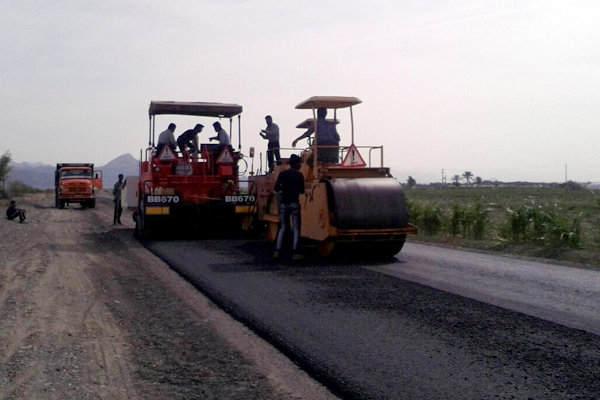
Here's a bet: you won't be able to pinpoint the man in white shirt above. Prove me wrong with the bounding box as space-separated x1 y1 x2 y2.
210 121 231 145
157 123 177 154
259 115 281 173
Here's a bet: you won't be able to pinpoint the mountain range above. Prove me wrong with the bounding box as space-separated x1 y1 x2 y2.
7 154 139 190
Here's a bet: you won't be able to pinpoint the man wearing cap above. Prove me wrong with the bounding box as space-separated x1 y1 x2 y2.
177 123 203 161
273 154 305 260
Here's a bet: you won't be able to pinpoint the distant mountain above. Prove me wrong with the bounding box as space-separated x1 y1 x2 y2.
8 162 55 189
6 154 139 190
99 154 139 189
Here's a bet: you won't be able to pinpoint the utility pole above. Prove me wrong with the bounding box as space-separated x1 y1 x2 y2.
441 168 446 184
565 163 568 182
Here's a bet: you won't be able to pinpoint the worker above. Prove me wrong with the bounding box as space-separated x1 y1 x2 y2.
113 174 126 225
156 123 177 155
259 115 281 173
6 200 26 223
292 108 340 163
177 124 203 161
209 121 231 161
273 154 305 261
210 121 231 145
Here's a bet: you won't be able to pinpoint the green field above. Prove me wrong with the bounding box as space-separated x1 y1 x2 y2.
404 185 600 268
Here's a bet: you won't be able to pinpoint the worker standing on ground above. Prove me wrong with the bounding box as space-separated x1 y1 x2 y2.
273 154 305 261
292 108 340 163
259 115 281 173
113 174 126 225
156 123 177 155
6 200 26 223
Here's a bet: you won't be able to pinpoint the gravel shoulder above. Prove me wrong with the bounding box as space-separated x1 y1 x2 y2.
0 192 337 400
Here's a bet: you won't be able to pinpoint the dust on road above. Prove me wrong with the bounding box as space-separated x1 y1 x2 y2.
0 192 336 400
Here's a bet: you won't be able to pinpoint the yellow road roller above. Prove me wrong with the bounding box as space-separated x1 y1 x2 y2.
248 96 417 257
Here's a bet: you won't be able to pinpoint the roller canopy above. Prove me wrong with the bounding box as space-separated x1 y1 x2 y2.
296 96 362 110
326 177 409 230
149 101 243 117
295 118 339 129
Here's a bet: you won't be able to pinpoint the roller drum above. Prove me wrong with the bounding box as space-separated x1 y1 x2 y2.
326 177 409 230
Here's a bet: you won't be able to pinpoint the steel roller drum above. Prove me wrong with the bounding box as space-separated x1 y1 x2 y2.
325 177 410 230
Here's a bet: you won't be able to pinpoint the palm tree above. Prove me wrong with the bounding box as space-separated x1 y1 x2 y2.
452 175 461 186
462 171 473 185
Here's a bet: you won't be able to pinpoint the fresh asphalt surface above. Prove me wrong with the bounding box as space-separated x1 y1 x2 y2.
145 238 600 400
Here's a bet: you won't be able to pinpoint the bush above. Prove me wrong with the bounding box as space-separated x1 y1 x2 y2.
447 201 488 239
422 202 443 236
1 181 41 199
470 202 488 240
448 203 464 236
500 202 582 249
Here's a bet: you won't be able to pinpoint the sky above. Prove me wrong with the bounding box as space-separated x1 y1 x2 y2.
2 0 599 183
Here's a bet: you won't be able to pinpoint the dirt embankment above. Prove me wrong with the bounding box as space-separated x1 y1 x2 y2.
0 193 336 400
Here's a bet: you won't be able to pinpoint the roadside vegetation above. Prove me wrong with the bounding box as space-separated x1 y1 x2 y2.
0 150 42 199
405 185 600 268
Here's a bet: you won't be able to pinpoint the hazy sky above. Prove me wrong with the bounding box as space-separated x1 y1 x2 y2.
2 0 599 182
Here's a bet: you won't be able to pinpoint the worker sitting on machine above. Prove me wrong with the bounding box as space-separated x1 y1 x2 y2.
177 124 203 162
292 108 340 163
156 122 177 156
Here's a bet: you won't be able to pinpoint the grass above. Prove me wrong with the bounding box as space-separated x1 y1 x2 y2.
404 185 600 268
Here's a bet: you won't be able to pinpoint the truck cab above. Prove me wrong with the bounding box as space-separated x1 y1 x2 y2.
55 163 103 209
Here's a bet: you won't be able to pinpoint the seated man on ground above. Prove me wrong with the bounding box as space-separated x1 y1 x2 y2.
6 200 26 223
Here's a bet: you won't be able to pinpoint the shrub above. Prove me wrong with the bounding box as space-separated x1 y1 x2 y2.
469 202 488 240
422 202 443 236
501 202 582 249
407 200 422 227
448 203 464 236
3 181 40 198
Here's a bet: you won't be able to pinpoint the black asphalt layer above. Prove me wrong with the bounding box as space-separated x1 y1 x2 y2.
145 238 600 400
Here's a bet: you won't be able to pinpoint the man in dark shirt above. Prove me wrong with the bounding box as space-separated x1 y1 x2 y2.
6 200 26 223
113 174 126 225
177 124 203 161
273 154 305 260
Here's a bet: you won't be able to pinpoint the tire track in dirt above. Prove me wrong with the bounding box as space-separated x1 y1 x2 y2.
1 193 336 400
0 195 139 399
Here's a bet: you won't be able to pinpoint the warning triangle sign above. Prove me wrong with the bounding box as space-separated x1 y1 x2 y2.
158 146 177 160
341 144 366 167
216 147 234 164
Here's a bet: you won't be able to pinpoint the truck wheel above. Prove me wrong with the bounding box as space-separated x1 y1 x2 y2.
89 199 96 208
59 201 65 209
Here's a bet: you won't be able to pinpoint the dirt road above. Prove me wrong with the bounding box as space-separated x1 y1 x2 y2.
0 193 336 400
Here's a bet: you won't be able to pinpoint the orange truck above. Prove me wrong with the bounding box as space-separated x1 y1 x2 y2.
55 163 103 209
